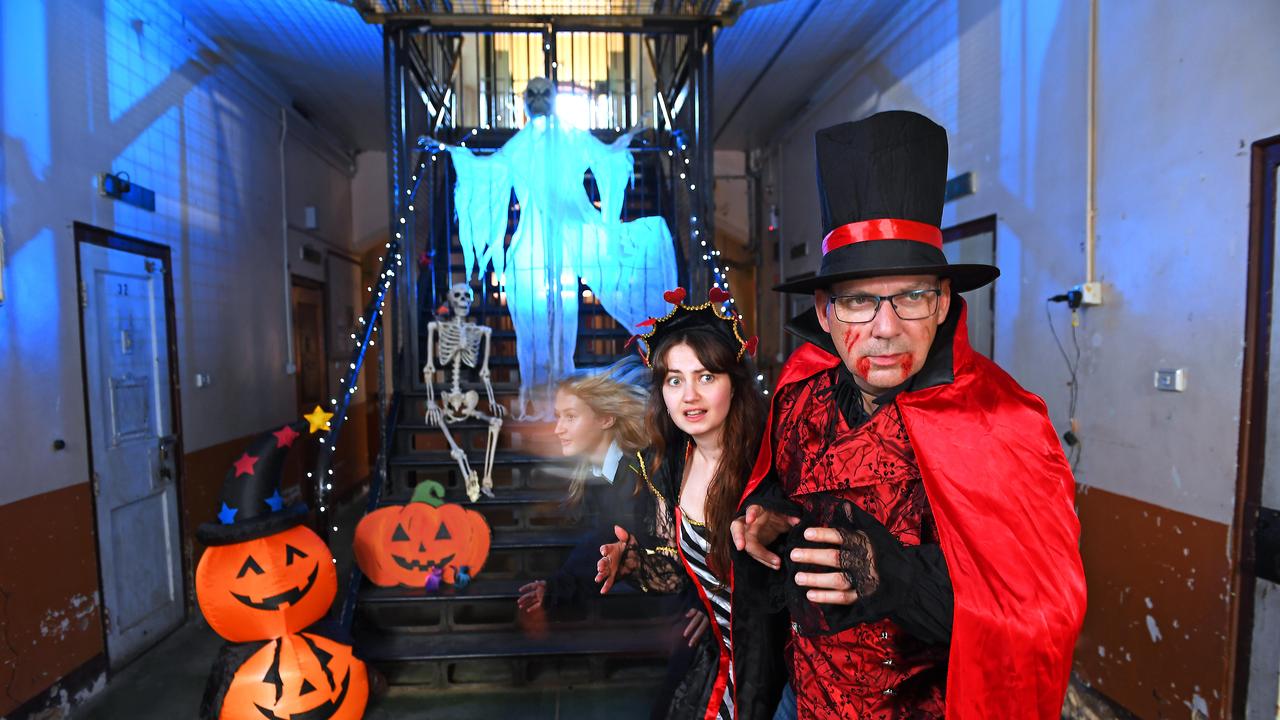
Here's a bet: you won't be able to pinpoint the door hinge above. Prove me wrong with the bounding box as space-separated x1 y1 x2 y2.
101 606 111 634
79 280 88 309
92 471 101 498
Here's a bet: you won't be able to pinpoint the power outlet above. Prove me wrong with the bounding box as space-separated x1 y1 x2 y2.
1074 282 1103 306
1154 368 1186 392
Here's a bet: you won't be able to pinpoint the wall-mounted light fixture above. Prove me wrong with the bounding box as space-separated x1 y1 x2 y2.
99 171 156 212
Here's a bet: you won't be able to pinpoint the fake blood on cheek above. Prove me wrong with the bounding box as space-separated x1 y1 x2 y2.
899 354 915 381
843 327 866 378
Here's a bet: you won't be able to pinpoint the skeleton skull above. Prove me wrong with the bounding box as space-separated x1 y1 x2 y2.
447 283 474 317
524 77 555 118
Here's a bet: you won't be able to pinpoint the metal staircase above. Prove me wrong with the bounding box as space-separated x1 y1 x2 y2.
330 0 737 704
350 399 674 693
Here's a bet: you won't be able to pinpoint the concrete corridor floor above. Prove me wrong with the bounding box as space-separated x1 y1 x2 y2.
69 616 657 719
68 494 658 719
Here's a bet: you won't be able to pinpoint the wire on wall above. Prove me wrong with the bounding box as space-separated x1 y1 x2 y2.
1045 298 1082 471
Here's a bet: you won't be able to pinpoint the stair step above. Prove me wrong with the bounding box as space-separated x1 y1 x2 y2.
489 527 582 550
356 621 672 662
389 451 544 469
382 487 569 508
396 420 550 433
358 576 641 605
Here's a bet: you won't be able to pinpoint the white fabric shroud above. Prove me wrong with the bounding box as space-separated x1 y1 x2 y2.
447 116 678 416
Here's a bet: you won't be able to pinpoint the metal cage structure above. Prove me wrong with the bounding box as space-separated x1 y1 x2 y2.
353 0 740 392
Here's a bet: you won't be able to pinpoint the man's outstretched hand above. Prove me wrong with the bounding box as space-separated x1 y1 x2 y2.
730 504 800 570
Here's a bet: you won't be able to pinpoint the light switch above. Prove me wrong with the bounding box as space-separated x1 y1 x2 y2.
1154 368 1186 392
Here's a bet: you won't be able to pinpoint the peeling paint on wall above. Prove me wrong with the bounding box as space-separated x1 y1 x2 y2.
1145 615 1163 643
37 594 99 641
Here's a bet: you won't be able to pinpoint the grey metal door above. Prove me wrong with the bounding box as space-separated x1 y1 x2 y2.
79 241 183 668
1248 143 1280 720
942 228 995 358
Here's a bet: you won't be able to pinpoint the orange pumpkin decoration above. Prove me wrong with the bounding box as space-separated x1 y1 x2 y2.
218 632 368 720
197 525 338 643
354 480 491 587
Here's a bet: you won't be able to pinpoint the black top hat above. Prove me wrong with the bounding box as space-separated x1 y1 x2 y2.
774 110 999 294
196 420 312 546
629 286 757 367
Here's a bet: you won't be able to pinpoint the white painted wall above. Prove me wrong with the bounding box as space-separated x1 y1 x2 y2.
0 0 358 506
757 0 1280 525
352 150 390 254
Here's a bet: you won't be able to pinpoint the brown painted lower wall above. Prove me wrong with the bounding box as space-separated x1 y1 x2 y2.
0 404 376 718
0 483 105 716
1074 484 1233 719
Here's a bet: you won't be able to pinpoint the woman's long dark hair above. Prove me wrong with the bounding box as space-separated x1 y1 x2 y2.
647 327 767 580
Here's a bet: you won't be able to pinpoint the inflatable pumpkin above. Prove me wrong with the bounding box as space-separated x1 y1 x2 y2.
217 632 368 720
197 524 337 643
354 480 490 587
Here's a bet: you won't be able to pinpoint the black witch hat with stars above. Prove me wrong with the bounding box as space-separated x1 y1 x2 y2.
196 416 322 546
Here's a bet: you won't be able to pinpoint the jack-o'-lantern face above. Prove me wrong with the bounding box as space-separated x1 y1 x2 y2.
197 525 337 643
354 481 490 588
219 632 368 720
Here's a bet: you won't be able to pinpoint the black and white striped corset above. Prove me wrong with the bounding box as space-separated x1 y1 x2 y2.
680 513 734 720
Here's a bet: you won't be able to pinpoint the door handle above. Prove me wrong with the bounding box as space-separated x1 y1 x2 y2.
156 435 178 487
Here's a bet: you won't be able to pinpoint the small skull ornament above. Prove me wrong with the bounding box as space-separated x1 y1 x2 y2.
524 77 555 118
447 283 474 317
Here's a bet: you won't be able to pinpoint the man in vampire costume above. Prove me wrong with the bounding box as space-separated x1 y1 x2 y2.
731 110 1086 719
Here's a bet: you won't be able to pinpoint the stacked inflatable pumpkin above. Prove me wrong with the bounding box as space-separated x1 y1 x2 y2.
354 479 490 590
195 414 369 720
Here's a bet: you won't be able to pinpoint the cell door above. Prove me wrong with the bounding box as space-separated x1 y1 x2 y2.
78 238 183 668
942 218 996 358
1245 139 1280 720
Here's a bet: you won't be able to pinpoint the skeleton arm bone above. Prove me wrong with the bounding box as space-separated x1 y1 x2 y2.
423 322 442 425
479 327 503 417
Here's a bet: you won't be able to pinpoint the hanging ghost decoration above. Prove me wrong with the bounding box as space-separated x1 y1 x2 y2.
436 77 678 419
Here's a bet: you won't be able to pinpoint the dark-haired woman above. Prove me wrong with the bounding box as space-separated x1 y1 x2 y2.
596 297 787 719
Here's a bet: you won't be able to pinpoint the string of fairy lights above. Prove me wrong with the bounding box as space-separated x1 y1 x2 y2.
667 127 733 314
311 145 430 543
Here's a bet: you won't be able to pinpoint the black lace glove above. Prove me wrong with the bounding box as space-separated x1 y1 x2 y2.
784 495 952 644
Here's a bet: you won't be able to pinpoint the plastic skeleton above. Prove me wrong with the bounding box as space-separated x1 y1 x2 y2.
422 283 504 501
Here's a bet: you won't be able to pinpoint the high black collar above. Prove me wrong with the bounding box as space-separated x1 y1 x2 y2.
782 294 960 401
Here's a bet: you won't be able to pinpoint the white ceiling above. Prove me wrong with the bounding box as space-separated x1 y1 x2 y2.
712 0 903 149
175 0 904 153
176 0 384 152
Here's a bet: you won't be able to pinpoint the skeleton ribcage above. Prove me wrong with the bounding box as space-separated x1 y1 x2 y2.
437 323 482 368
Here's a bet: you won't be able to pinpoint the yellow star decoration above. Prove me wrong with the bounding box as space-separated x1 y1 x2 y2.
304 406 334 434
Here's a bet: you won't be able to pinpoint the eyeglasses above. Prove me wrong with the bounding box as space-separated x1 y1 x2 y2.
828 288 942 324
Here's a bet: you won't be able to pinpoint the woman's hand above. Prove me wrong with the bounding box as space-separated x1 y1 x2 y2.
682 608 710 647
516 580 547 613
596 525 635 594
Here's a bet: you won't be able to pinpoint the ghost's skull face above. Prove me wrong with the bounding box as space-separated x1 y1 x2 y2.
524 78 555 118
448 284 474 317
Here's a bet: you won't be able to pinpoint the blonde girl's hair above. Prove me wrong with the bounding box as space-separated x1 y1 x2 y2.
557 372 649 507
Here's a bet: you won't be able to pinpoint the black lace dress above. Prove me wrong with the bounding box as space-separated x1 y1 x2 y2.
619 447 787 720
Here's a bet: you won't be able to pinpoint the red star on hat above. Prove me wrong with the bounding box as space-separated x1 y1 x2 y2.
272 424 300 448
233 453 258 477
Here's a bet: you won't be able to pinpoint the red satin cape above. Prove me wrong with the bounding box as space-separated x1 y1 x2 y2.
741 307 1086 719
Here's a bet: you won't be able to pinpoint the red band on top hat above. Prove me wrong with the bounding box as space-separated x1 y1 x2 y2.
821 218 943 255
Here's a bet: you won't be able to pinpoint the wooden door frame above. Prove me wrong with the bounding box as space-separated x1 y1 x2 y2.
290 273 328 413
72 222 189 660
1230 134 1280 718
